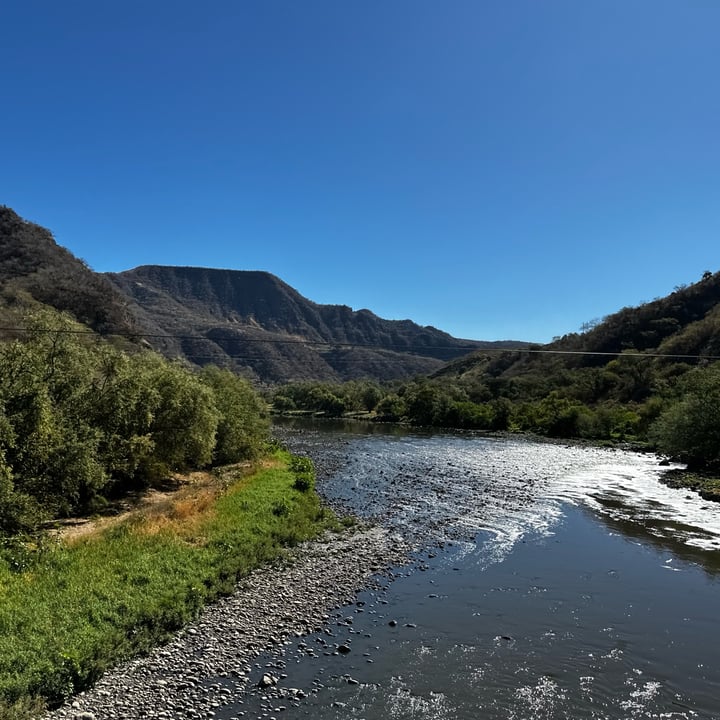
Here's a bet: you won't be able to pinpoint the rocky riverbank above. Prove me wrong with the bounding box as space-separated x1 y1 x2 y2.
658 467 720 502
45 525 409 720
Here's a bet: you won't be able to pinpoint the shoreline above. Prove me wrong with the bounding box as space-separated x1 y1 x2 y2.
45 524 409 720
657 467 720 503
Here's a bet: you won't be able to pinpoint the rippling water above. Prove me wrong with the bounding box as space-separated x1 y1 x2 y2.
229 422 720 719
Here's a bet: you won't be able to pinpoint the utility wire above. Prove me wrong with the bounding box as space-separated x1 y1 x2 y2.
0 326 499 352
1 326 718 361
511 349 720 361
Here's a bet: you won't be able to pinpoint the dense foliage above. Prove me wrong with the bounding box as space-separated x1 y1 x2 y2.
0 309 270 536
649 364 720 471
271 361 720 471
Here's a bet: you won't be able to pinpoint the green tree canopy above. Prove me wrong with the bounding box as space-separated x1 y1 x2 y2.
200 366 270 464
650 362 720 470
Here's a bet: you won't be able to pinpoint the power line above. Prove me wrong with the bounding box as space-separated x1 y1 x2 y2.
515 349 720 361
1 326 718 361
171 346 720 363
0 326 490 352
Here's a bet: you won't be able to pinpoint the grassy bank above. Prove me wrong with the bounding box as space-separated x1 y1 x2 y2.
0 451 336 719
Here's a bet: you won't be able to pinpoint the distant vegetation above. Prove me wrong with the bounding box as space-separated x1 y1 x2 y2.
271 270 720 473
271 361 720 471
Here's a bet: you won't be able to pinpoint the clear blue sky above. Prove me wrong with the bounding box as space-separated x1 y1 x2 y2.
2 1 719 343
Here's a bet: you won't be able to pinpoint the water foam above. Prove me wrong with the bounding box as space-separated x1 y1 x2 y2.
327 434 720 562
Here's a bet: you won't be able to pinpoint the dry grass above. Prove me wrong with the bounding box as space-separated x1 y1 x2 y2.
57 461 281 545
133 485 218 541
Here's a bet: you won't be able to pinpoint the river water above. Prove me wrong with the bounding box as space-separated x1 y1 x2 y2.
229 421 720 719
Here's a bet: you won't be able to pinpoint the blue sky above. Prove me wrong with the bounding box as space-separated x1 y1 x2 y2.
2 1 719 343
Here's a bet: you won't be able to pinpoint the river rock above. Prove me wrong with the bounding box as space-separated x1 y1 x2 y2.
258 674 278 688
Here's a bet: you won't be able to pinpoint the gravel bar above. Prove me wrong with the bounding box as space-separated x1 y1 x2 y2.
46 525 408 720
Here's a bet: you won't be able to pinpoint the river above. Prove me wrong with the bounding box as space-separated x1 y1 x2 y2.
223 420 720 720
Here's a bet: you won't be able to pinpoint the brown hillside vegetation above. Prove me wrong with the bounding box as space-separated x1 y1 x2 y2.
0 206 141 337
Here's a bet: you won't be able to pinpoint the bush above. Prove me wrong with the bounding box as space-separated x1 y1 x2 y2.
292 474 313 492
289 456 315 492
289 456 314 474
650 363 720 469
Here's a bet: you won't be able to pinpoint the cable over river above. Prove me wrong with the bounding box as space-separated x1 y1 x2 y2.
256 419 720 720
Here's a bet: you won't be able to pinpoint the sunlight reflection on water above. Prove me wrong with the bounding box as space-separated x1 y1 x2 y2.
321 433 720 564
262 426 720 720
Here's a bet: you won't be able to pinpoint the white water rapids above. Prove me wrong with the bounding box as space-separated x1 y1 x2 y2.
321 434 720 562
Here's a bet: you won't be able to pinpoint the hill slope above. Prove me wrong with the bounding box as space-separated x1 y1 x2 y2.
435 269 720 406
0 206 144 338
109 265 521 383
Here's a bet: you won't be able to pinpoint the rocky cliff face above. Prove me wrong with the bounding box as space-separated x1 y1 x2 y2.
108 265 496 383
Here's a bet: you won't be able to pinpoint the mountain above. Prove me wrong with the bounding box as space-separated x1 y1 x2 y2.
108 265 523 383
0 206 521 383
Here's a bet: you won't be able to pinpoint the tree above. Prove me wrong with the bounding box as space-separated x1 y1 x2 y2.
0 420 38 535
403 383 443 426
650 363 720 470
360 382 383 412
84 348 158 487
0 311 107 515
200 366 269 464
375 393 405 421
137 356 220 476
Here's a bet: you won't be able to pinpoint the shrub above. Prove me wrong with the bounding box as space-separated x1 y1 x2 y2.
650 362 720 469
289 456 315 492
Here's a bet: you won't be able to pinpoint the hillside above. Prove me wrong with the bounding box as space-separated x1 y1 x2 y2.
436 269 720 397
0 206 142 338
107 265 522 383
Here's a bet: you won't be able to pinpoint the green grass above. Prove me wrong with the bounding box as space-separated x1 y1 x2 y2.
0 451 335 718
